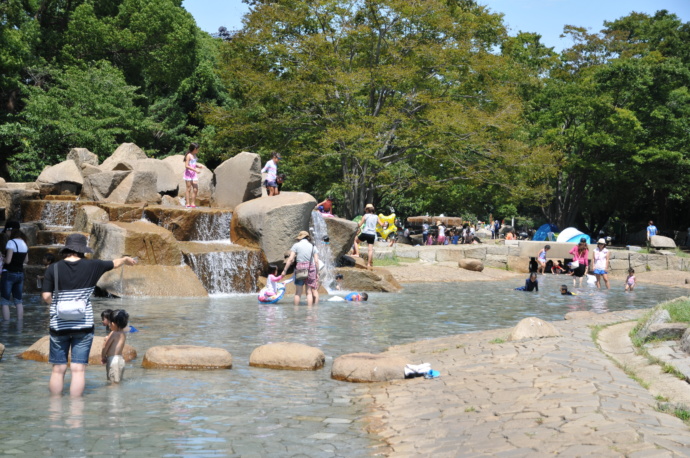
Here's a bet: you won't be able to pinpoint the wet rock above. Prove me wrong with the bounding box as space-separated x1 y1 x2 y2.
321 216 358 263
231 192 317 265
100 142 147 171
0 189 40 221
143 206 232 241
67 147 99 168
73 205 109 234
162 155 214 201
212 152 262 209
334 267 402 292
106 171 161 204
142 345 232 370
509 317 561 341
636 308 671 342
459 259 484 272
20 336 137 364
650 235 676 249
97 264 208 297
134 158 178 194
645 323 688 341
331 353 410 382
96 203 146 223
81 171 131 201
91 221 182 266
249 342 325 370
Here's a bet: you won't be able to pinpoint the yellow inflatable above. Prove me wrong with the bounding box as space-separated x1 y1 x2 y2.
377 213 397 240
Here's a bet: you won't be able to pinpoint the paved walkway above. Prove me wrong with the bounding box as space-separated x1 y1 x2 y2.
365 310 690 456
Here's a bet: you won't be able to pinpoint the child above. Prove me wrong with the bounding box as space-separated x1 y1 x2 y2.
36 253 55 289
259 265 283 301
101 309 114 333
183 142 203 208
276 173 286 194
515 272 539 292
552 260 565 275
345 292 368 301
261 152 281 196
625 268 636 292
335 274 343 291
537 245 550 274
101 309 129 383
560 285 576 296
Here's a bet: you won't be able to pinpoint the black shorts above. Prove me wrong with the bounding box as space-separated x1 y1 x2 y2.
359 233 376 244
573 265 586 277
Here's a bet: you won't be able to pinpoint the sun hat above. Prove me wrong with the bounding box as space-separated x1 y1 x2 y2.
63 233 94 254
597 238 606 245
365 203 374 210
295 231 310 240
2 220 20 233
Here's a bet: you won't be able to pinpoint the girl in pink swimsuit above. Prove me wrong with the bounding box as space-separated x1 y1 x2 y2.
184 142 203 208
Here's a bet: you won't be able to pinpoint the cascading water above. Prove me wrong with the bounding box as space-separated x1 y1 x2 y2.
189 211 232 242
311 211 336 292
40 201 77 228
183 245 263 295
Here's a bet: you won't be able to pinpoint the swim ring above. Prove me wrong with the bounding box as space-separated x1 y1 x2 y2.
258 283 286 304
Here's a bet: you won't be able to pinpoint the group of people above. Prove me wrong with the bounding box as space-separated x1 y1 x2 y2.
422 222 481 246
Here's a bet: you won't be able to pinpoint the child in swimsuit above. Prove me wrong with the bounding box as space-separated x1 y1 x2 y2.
345 292 368 301
515 273 539 292
625 268 636 292
259 265 283 301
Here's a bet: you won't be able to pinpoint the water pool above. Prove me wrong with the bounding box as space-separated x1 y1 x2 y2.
0 278 685 456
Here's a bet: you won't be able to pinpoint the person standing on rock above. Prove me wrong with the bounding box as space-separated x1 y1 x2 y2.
282 231 320 306
647 220 657 247
183 142 203 208
261 152 281 196
41 234 137 397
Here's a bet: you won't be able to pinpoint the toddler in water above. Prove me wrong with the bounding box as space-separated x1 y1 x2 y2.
515 272 539 292
101 309 129 383
625 268 636 292
335 274 343 291
560 285 576 296
260 265 283 301
345 292 368 301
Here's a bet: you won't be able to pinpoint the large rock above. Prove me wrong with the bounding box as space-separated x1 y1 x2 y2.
249 342 325 370
212 152 262 209
680 327 690 354
81 171 131 201
134 158 178 194
73 205 109 234
162 155 214 201
97 264 208 297
36 160 84 196
231 192 317 265
67 148 99 168
100 143 147 171
334 267 402 292
143 206 232 241
644 323 688 341
142 345 232 370
81 163 102 178
20 336 136 365
0 188 40 221
509 317 561 341
321 216 358 263
0 343 4 360
636 308 672 341
331 353 411 382
106 171 161 204
90 221 182 266
650 235 676 249
459 259 484 272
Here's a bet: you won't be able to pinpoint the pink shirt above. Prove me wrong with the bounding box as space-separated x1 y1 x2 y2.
569 246 589 266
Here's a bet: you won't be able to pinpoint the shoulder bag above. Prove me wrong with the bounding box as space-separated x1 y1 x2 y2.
53 263 87 321
295 245 314 281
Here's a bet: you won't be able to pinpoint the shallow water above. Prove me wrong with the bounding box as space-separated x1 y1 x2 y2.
0 277 685 457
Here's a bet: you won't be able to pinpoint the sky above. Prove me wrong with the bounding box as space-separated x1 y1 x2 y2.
183 0 690 52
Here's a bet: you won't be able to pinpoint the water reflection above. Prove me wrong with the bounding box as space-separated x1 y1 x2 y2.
0 279 686 456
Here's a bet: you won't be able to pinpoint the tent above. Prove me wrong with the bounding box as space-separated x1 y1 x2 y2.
532 223 559 241
556 227 591 244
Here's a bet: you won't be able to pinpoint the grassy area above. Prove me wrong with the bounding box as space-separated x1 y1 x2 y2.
373 256 419 266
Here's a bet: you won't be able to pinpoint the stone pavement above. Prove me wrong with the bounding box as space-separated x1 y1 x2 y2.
364 310 690 457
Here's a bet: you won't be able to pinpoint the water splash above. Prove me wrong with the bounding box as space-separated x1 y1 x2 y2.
311 211 336 292
190 212 232 242
40 201 77 227
183 248 262 294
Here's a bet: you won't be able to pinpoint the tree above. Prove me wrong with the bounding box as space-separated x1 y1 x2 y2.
205 0 556 218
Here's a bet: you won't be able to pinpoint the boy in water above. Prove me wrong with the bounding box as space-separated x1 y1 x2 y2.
560 285 576 296
101 309 129 383
345 292 368 301
335 274 344 291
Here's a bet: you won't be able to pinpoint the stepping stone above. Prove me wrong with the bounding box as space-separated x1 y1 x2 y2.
142 345 232 370
249 342 325 370
20 336 137 364
331 352 410 382
509 317 561 341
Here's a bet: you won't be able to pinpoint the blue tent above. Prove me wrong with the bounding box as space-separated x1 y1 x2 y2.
533 223 559 241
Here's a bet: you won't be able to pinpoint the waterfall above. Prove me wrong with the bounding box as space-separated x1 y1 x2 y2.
41 201 77 228
183 248 262 295
311 211 336 292
190 211 232 242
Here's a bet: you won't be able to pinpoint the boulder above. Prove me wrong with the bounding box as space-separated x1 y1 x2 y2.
0 343 4 360
334 267 402 292
67 148 99 168
636 308 671 342
20 336 136 365
331 353 411 382
459 259 484 272
0 177 5 188
212 152 262 209
97 264 208 297
162 155 214 201
231 192 317 265
650 235 676 249
321 216 358 263
134 158 178 194
100 142 147 171
73 205 109 234
143 206 232 241
90 221 182 266
81 171 131 201
249 342 325 370
37 160 84 186
644 323 688 341
509 317 561 341
142 345 232 370
81 163 102 178
1 188 40 221
106 171 161 204
680 328 690 354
